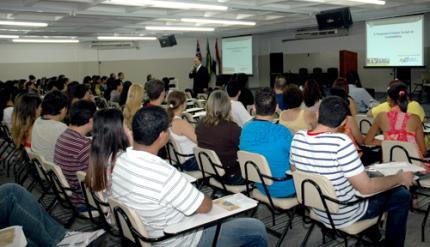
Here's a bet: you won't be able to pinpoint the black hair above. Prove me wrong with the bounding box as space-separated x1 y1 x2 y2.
226 81 241 97
0 85 19 121
74 84 90 99
120 81 132 106
29 75 36 81
387 82 408 112
132 106 169 146
162 77 170 92
255 87 276 116
66 81 80 100
41 90 69 116
69 100 96 126
145 79 165 100
318 96 349 128
283 84 303 109
83 76 92 85
303 79 322 107
329 87 351 116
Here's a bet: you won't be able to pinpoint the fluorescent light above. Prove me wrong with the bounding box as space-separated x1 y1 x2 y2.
103 0 227 11
145 26 215 31
0 34 19 39
181 18 256 26
97 36 157 41
12 39 79 43
0 21 48 27
347 0 385 4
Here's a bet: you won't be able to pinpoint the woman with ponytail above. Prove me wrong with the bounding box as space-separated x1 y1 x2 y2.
166 90 199 171
364 82 425 156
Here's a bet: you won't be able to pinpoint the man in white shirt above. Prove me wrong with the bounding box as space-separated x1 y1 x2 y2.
226 81 252 127
31 90 68 162
111 106 267 247
290 96 414 247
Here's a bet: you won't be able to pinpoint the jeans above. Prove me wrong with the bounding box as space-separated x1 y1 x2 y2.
0 183 66 247
196 218 267 247
222 173 246 185
359 186 411 247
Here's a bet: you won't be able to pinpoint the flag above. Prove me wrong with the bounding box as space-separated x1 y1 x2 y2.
205 39 214 74
195 40 202 61
215 38 221 74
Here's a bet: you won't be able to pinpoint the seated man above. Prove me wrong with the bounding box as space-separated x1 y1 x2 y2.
31 90 68 162
240 88 295 198
274 75 287 110
144 79 166 106
111 106 267 247
54 100 96 211
226 81 252 127
367 79 425 121
290 96 414 247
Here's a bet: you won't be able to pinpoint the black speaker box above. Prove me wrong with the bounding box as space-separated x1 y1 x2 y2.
270 53 284 88
316 7 352 30
159 35 177 48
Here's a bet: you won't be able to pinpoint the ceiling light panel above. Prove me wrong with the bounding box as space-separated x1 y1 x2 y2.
103 0 228 11
0 21 48 27
97 36 157 40
12 39 79 43
181 18 256 26
145 26 215 31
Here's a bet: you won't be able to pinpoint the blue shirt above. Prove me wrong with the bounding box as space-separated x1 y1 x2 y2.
275 93 286 110
240 119 295 197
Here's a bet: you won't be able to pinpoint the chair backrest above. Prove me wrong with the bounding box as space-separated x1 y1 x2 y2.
237 151 273 185
167 137 189 165
197 93 208 100
246 105 255 116
292 170 339 213
181 112 196 125
193 146 225 177
355 114 373 134
108 197 151 247
195 99 206 108
382 140 421 165
76 171 98 209
185 91 192 99
44 161 72 197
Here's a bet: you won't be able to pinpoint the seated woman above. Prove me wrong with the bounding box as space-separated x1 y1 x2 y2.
123 83 144 130
279 84 316 133
0 85 19 129
166 91 199 171
109 80 123 103
301 79 322 113
364 82 426 156
11 93 42 149
73 84 94 104
196 90 245 185
332 77 358 115
85 108 131 221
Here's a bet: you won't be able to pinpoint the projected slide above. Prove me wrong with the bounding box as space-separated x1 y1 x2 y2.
222 36 253 74
366 15 424 67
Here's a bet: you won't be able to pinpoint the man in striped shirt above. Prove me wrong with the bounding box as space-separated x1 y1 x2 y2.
54 100 96 211
290 96 414 247
112 106 267 247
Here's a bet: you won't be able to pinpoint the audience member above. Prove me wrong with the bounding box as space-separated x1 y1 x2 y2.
0 183 105 246
118 72 125 82
119 80 132 106
31 90 68 162
109 79 123 103
73 84 93 103
333 77 358 115
302 79 322 113
290 96 413 247
66 81 79 101
364 82 426 155
85 109 131 207
236 73 254 107
112 106 267 247
196 90 244 185
367 80 425 122
144 79 165 106
0 85 19 129
279 84 316 133
166 91 199 171
123 83 145 129
240 88 295 197
226 81 252 127
274 75 287 110
11 93 42 149
54 100 96 210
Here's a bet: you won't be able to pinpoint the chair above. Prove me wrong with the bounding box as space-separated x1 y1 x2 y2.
193 146 247 195
165 138 203 182
292 170 384 246
181 112 197 126
195 99 206 108
108 101 121 109
382 140 430 241
355 114 373 135
197 93 208 100
246 105 255 116
237 151 298 247
94 96 108 109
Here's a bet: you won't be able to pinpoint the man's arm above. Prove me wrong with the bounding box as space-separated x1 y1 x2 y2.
195 195 213 213
348 170 414 195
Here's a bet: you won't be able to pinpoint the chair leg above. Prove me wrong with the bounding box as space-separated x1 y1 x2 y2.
422 201 430 242
275 212 295 247
300 223 315 247
321 229 326 244
344 236 348 247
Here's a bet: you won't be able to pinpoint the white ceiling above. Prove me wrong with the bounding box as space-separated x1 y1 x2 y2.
0 0 429 40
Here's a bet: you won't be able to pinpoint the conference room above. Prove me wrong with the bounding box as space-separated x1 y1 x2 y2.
1 0 430 247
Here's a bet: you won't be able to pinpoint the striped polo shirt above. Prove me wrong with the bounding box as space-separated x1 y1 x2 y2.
54 128 91 208
290 130 368 228
112 147 204 247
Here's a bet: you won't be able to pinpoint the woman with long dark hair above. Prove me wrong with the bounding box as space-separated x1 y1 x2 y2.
302 79 322 113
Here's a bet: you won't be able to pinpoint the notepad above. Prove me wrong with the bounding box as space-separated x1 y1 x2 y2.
0 226 27 247
214 193 257 211
367 162 425 176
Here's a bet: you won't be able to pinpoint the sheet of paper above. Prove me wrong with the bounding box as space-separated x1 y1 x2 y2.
0 226 27 247
367 162 425 176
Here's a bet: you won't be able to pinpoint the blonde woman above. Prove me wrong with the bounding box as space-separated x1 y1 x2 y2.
166 91 199 171
195 90 245 185
123 83 144 129
11 93 42 148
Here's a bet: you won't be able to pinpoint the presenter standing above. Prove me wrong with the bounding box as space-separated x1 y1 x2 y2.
189 57 210 95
